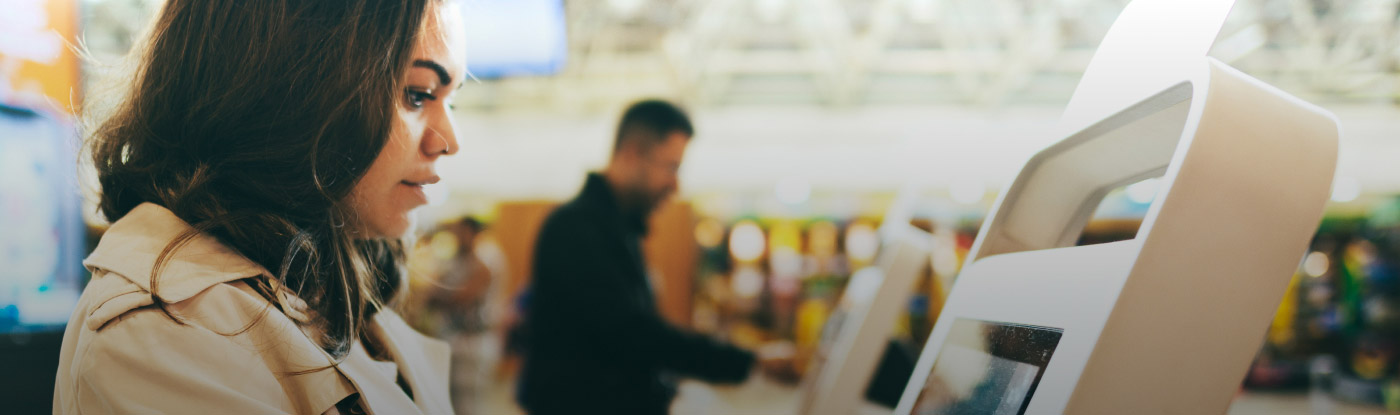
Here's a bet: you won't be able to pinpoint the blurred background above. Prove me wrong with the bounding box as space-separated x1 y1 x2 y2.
6 0 1400 413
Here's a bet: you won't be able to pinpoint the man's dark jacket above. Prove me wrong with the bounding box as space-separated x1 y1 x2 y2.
516 174 755 414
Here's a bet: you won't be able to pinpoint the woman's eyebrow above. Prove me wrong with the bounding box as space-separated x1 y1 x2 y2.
413 60 451 86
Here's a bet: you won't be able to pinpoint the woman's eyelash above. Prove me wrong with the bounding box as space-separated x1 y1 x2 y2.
405 88 438 108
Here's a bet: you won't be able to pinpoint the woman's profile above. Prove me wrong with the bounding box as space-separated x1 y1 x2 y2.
53 0 467 413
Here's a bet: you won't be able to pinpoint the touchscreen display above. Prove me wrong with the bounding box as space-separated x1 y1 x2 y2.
912 318 1064 415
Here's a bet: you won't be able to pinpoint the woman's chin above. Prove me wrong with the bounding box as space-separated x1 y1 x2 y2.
386 214 416 239
362 213 414 240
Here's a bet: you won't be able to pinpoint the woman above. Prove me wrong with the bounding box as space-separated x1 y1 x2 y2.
53 0 467 413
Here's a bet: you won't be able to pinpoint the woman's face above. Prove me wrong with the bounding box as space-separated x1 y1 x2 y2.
348 4 467 239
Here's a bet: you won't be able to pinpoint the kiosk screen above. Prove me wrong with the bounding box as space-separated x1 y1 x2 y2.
912 319 1064 415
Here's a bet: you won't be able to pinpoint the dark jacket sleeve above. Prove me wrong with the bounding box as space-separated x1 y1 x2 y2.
531 212 755 383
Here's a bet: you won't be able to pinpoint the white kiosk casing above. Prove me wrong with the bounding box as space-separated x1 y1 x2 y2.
893 19 1340 415
799 225 932 415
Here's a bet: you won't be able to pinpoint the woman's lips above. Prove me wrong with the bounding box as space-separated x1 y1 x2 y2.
399 174 438 205
399 181 429 205
401 174 440 186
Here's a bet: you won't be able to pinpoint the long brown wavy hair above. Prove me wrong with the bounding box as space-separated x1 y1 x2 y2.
87 0 438 358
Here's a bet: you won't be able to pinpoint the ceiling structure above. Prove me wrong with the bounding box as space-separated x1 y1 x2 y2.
453 0 1400 112
75 0 1400 217
81 0 1400 111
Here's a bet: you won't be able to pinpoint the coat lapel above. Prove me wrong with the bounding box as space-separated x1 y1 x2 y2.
367 311 454 415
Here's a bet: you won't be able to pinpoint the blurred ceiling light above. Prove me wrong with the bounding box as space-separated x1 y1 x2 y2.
732 267 765 299
1303 251 1329 278
949 180 986 205
845 221 879 264
775 176 812 206
729 220 767 263
1331 176 1361 203
1126 178 1160 205
694 218 726 249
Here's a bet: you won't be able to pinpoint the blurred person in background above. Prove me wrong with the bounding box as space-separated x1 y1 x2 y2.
423 217 506 415
516 100 763 415
52 0 467 413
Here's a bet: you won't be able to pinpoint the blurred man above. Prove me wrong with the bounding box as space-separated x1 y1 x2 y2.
517 100 756 415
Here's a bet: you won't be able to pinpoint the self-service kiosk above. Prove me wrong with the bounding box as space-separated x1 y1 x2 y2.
798 225 933 415
892 0 1340 414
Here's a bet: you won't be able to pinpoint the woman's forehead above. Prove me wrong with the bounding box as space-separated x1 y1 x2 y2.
414 3 467 81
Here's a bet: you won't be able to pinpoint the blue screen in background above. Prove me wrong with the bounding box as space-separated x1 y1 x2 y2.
0 104 86 333
460 0 568 79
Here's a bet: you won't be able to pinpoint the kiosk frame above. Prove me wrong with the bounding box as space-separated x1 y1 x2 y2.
894 58 1338 415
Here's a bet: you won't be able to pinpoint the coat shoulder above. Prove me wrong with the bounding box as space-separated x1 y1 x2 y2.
60 276 349 415
77 268 281 334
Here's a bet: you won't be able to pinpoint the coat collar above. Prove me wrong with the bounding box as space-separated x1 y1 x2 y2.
80 203 453 414
339 311 453 415
578 172 648 236
82 202 271 303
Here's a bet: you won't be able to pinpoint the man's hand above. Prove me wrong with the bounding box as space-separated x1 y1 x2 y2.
756 341 800 384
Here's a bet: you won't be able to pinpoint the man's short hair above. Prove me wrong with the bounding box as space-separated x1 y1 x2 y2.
456 216 483 233
613 99 694 154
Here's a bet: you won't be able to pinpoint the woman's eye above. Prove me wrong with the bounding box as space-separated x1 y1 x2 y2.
405 89 436 109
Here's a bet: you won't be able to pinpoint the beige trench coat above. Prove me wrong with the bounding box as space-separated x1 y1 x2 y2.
53 203 453 415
